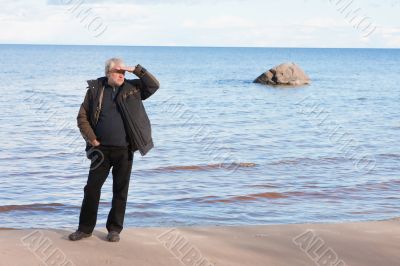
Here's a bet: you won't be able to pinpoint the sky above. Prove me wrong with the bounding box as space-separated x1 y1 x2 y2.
0 0 399 48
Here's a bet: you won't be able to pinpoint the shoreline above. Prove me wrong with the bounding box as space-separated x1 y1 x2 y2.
1 219 399 265
1 216 399 231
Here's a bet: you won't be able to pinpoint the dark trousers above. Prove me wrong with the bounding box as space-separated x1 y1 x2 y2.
78 146 133 234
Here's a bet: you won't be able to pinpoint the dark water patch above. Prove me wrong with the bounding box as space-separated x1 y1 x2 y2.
361 180 400 191
1 152 76 161
175 195 219 203
147 162 257 173
205 192 289 203
248 184 279 189
0 203 70 213
268 156 347 166
202 189 349 204
126 211 163 218
377 153 400 159
216 79 252 85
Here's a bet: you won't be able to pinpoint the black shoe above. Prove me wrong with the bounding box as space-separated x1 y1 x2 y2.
107 231 120 242
68 230 92 241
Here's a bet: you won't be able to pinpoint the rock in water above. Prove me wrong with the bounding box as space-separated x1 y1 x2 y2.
254 62 310 86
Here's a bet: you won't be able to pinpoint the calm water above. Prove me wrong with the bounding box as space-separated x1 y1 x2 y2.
0 45 399 229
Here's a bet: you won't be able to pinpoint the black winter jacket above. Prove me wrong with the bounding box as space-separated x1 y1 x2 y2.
77 64 160 157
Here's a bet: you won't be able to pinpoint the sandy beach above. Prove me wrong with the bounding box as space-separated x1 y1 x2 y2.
1 218 399 266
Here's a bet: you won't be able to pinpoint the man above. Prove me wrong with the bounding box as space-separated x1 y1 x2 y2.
69 58 160 242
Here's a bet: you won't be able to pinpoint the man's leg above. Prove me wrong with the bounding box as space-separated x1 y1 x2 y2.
106 149 133 233
78 148 111 234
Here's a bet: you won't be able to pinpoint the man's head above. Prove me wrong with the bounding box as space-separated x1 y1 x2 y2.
105 58 126 87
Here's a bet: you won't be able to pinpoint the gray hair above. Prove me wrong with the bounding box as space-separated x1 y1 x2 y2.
105 58 125 75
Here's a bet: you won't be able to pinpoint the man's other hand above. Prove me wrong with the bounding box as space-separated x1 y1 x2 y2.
90 139 101 147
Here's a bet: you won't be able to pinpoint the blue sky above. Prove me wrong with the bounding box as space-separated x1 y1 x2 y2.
0 0 399 48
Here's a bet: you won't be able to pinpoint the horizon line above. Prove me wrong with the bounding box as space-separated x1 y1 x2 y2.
0 43 399 50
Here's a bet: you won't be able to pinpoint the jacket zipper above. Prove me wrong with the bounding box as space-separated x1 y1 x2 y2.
119 95 146 150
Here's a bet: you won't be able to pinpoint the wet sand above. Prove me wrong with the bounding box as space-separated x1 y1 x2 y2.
0 219 399 266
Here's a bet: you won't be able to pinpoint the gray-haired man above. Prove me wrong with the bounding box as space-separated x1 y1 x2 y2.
69 58 159 242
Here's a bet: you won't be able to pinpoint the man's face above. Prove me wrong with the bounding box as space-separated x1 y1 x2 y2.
107 65 126 87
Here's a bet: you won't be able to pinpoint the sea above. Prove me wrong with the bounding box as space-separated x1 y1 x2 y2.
0 44 399 229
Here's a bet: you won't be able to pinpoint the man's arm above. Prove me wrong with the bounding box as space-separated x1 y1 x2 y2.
77 90 99 146
123 64 160 100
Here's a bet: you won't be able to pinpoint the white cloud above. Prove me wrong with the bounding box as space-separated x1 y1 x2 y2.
183 15 255 30
302 17 348 29
377 27 400 47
